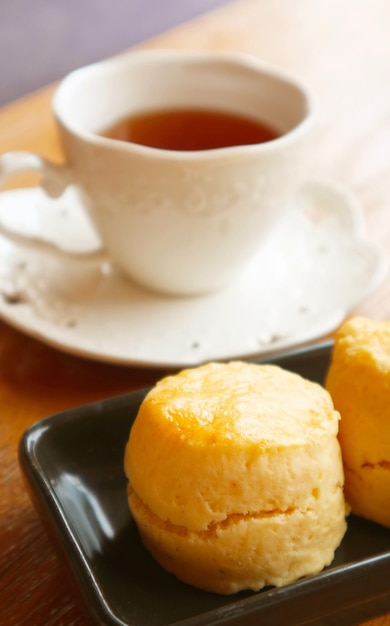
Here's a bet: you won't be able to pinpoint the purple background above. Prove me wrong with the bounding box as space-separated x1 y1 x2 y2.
0 0 229 106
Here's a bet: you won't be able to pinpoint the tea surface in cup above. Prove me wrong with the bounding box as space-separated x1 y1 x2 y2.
100 108 280 151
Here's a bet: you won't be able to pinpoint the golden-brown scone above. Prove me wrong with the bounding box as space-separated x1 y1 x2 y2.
124 361 347 594
326 316 390 528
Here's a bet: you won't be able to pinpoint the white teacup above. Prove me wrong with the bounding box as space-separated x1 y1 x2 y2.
0 50 314 296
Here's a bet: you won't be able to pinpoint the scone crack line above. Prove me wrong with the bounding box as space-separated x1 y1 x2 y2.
344 460 390 476
201 508 298 538
361 460 390 471
130 489 325 538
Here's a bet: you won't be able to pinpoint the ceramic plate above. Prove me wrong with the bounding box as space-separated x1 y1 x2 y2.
0 178 387 367
19 344 390 626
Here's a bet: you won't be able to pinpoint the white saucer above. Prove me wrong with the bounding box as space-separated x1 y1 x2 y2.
0 179 387 368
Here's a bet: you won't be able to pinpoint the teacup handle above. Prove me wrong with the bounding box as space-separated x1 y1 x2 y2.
0 151 73 196
0 151 105 260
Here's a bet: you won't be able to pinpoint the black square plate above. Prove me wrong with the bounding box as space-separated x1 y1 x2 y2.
19 344 390 626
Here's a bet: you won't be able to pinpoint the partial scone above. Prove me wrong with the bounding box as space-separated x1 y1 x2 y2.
124 361 347 594
326 316 390 528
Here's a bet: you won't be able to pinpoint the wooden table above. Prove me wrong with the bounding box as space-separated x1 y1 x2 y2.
0 1 389 624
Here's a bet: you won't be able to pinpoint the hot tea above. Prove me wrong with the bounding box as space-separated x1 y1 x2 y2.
101 108 280 151
5 50 312 296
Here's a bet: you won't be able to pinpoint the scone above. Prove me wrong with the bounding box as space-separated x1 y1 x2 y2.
124 361 347 594
326 316 390 528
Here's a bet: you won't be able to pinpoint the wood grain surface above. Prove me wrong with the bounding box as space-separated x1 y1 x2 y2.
0 0 389 624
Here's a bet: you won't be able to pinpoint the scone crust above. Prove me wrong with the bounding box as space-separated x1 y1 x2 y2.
125 362 341 530
129 480 346 594
125 360 347 592
326 316 390 527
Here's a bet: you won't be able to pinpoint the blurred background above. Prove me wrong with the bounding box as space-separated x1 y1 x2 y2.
0 0 229 106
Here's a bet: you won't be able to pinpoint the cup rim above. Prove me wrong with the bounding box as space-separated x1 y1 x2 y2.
53 49 315 161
